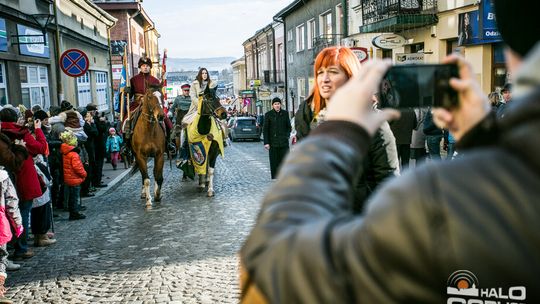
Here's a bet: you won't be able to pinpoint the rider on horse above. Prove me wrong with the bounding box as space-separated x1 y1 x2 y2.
123 57 173 148
170 83 191 142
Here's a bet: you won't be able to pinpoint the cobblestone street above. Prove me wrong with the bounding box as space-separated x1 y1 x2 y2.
6 141 272 303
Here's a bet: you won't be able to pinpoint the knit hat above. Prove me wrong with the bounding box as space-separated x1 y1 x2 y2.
60 130 78 147
86 103 98 111
272 97 282 105
109 127 116 134
33 110 49 121
49 106 61 116
60 100 73 112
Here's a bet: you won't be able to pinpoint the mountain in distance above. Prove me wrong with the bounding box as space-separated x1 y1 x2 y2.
167 57 236 72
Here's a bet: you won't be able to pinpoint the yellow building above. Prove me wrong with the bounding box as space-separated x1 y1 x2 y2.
347 0 506 94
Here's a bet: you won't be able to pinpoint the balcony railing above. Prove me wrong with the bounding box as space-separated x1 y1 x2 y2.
312 34 345 60
360 0 437 33
262 70 285 85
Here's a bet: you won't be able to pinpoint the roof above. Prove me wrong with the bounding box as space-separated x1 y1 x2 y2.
274 0 307 21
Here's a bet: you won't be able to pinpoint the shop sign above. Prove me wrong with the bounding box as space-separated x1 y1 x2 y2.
240 90 256 98
249 79 261 87
481 0 501 41
372 34 406 49
112 64 123 80
0 18 7 52
350 47 369 63
458 2 502 46
395 53 424 64
17 24 50 58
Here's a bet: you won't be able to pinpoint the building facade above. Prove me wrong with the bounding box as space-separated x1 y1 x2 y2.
242 22 285 115
275 0 345 114
94 0 160 93
0 0 116 111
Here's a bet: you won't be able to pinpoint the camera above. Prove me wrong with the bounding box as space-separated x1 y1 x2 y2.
379 64 459 109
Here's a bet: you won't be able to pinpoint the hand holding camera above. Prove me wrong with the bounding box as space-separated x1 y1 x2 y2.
34 119 41 129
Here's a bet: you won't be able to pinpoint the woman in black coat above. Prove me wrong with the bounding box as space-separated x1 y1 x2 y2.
294 47 399 212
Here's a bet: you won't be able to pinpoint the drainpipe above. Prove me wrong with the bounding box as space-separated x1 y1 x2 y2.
273 16 289 113
342 0 348 37
106 24 114 118
53 0 63 104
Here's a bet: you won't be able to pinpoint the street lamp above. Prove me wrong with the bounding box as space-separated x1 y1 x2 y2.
11 14 54 45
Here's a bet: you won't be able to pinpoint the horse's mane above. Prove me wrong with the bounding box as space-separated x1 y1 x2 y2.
146 84 163 94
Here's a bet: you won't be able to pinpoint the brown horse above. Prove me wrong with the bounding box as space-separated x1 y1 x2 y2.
131 87 166 208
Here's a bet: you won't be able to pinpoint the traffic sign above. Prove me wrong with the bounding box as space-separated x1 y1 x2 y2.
60 49 89 77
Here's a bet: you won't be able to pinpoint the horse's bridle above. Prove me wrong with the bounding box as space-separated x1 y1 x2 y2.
201 95 225 120
141 93 161 124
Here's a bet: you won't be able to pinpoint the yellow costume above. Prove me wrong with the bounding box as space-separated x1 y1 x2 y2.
186 96 224 175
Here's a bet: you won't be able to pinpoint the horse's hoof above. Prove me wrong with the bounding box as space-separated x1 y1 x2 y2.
207 191 214 197
145 205 153 210
198 186 205 193
154 196 161 202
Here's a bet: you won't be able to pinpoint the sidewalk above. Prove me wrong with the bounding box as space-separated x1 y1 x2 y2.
85 159 135 199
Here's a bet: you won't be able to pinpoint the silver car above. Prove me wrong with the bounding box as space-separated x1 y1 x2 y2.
228 117 261 142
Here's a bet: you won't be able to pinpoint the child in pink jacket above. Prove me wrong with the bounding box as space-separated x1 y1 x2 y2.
0 167 23 303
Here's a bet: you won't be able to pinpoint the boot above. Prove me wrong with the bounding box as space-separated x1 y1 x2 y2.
0 276 13 304
34 234 57 247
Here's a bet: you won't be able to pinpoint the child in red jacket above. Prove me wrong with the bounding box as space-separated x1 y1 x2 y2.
59 131 86 220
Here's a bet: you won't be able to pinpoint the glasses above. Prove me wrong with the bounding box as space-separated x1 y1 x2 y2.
183 89 189 92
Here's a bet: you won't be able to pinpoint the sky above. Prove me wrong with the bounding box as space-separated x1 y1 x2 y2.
143 0 292 59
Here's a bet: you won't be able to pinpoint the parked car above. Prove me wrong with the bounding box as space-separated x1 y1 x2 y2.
228 116 261 142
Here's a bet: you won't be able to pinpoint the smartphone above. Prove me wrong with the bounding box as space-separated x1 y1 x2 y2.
379 64 459 109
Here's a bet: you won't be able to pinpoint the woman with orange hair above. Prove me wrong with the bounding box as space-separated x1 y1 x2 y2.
294 46 400 211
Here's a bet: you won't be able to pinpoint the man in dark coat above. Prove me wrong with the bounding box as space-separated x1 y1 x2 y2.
88 104 108 188
263 98 291 179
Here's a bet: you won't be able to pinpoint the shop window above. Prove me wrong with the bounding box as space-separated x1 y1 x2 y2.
77 72 92 107
19 64 50 109
95 71 109 111
446 39 459 55
0 62 7 105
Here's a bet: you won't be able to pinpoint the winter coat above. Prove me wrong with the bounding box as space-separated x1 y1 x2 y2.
263 109 291 148
295 99 399 210
0 168 22 245
61 144 87 186
294 97 314 141
49 110 87 142
182 80 217 126
411 108 428 149
241 44 540 302
105 135 123 153
1 123 47 201
389 109 416 145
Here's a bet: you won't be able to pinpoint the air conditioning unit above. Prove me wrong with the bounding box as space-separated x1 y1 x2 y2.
342 38 357 47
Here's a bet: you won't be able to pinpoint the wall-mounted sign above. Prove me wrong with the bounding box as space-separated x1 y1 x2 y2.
458 1 502 46
17 24 50 58
482 0 501 41
111 40 127 55
350 47 369 63
0 18 7 52
240 90 256 98
372 34 407 50
112 64 123 80
395 53 424 64
60 49 89 77
249 79 261 87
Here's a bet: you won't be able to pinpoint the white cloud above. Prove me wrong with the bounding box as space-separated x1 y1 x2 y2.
144 0 291 58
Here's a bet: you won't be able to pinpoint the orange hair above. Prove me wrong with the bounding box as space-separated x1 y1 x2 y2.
309 47 362 116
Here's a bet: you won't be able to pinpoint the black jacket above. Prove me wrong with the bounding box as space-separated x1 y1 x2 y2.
242 90 540 303
263 109 291 147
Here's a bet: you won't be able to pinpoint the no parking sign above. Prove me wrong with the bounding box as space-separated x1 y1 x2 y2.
60 49 89 77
